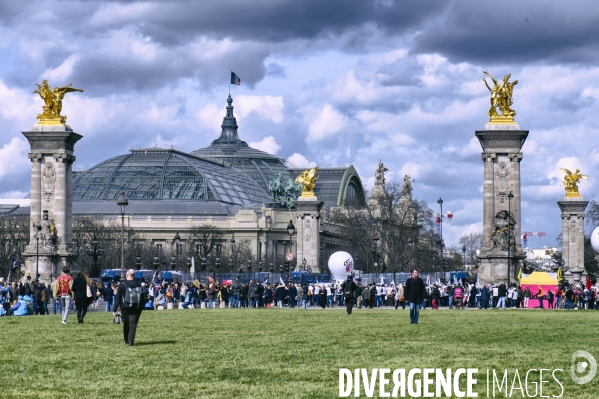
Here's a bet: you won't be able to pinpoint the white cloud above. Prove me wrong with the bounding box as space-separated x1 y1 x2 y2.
0 138 29 179
249 135 281 155
195 103 222 132
40 54 80 82
287 153 316 168
307 104 345 142
235 95 284 123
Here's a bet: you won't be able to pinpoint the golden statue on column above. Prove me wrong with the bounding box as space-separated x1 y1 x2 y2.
560 168 588 198
295 167 319 198
34 80 83 125
483 71 518 123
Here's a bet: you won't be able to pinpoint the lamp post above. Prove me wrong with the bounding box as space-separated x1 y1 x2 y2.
269 261 274 273
406 236 413 271
507 191 514 287
373 233 380 278
302 258 307 271
153 256 160 283
462 244 466 270
230 235 236 272
437 197 444 275
173 232 181 270
135 255 142 269
116 191 129 281
287 220 295 273
86 234 105 275
170 256 176 270
215 257 220 272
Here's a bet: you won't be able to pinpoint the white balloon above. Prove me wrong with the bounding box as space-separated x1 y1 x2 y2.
591 226 599 254
328 251 354 282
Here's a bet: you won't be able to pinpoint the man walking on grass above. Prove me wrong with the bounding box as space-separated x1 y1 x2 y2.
342 275 358 315
113 269 147 346
405 269 427 324
53 266 73 325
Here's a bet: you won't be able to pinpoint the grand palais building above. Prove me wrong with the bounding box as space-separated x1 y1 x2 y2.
3 95 366 272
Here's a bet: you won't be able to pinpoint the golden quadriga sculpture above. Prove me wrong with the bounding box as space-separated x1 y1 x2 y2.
483 71 518 124
34 80 83 125
560 168 588 198
294 167 319 198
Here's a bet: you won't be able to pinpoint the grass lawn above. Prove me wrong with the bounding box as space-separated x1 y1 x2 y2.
1 307 598 398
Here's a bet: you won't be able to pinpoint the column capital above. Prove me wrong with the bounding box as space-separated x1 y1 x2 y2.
508 152 523 163
28 153 43 163
481 152 496 163
53 153 76 164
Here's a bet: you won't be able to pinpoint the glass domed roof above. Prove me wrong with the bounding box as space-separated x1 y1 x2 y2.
72 148 270 206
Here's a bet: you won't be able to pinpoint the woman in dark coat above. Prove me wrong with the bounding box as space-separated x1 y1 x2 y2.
319 285 327 309
72 271 91 324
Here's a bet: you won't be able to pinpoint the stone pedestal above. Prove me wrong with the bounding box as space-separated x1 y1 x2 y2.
21 124 82 282
558 198 588 284
294 198 323 273
476 124 528 284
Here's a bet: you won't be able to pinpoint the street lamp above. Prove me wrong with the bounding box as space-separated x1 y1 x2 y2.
171 256 176 270
116 191 129 281
508 191 514 286
437 197 444 275
173 232 181 270
462 244 466 270
287 220 295 272
230 235 236 272
407 236 413 271
269 261 274 273
86 234 105 275
373 233 380 275
302 258 307 271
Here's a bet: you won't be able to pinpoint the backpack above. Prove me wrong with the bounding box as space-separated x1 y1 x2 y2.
123 285 143 309
344 282 353 296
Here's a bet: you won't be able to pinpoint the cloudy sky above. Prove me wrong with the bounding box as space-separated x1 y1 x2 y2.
1 1 598 248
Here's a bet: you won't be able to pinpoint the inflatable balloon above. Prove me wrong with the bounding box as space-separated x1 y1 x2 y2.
591 226 599 254
328 251 354 282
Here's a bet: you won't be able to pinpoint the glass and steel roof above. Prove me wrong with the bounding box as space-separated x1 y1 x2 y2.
72 148 270 206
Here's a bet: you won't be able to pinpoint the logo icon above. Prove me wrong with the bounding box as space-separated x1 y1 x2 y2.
571 350 597 385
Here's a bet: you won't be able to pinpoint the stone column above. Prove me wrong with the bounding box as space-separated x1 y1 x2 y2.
294 198 323 273
476 125 528 284
27 153 43 245
558 199 588 284
21 125 82 282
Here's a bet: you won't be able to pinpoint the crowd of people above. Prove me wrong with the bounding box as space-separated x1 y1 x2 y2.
2 271 598 317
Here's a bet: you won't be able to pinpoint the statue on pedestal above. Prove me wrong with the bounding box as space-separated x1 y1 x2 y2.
295 166 319 198
33 210 57 249
560 168 588 198
34 80 83 125
267 171 302 208
483 71 518 121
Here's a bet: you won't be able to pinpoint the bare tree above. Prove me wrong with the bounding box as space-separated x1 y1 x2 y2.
459 232 483 268
330 182 436 273
0 215 29 279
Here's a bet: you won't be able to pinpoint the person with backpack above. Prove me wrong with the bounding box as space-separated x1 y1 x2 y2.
113 269 147 346
342 275 358 315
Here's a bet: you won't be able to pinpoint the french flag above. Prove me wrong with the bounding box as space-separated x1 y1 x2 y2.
231 71 241 85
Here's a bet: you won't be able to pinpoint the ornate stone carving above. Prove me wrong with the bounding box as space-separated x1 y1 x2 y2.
53 153 76 164
33 210 57 249
494 161 511 203
508 152 523 163
41 162 56 203
28 153 43 163
490 210 515 251
481 152 496 163
304 218 312 242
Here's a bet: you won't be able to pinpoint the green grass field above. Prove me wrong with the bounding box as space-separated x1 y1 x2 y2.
1 307 598 398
